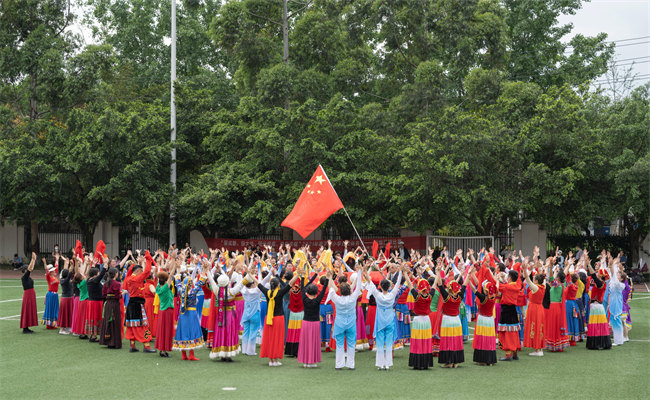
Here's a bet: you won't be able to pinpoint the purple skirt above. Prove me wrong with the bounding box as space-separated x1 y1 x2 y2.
297 320 321 364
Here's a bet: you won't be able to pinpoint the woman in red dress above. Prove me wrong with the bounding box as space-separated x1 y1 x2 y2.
523 264 546 356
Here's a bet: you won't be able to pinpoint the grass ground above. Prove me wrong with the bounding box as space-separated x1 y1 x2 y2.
1 278 649 400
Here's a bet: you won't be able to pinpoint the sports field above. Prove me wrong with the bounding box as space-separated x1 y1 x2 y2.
1 278 649 400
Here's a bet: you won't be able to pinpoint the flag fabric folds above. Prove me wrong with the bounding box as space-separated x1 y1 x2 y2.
281 165 344 239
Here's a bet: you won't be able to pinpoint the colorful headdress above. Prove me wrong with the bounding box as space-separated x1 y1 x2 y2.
417 279 430 292
483 281 496 298
597 268 610 281
448 281 461 295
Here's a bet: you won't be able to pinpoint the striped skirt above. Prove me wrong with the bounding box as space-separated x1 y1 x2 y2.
355 305 369 350
498 304 521 352
285 311 303 357
586 303 611 350
409 315 433 369
439 314 464 364
211 309 240 358
473 314 497 365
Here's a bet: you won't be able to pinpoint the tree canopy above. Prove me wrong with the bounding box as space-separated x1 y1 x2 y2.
0 0 647 261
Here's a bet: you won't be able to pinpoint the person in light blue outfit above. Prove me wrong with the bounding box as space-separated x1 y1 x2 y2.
241 270 270 355
364 268 404 370
608 259 625 346
326 268 363 369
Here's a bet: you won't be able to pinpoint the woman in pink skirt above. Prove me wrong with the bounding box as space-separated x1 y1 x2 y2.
298 270 329 367
206 271 246 361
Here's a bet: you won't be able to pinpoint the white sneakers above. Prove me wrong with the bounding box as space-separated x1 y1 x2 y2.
269 361 283 367
59 328 71 335
377 366 390 370
528 351 544 356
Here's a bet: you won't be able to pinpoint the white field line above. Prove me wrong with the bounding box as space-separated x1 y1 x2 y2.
0 311 44 320
0 296 45 303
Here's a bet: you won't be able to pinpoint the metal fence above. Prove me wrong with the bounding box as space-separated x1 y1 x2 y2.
427 234 514 256
36 229 84 255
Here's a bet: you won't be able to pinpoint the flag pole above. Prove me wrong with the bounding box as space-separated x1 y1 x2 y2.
318 164 369 255
342 207 368 254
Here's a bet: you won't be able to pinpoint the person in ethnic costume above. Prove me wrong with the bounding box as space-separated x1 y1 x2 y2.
57 258 74 335
206 269 247 361
470 269 498 366
586 258 612 350
99 267 123 349
498 270 522 361
124 252 154 353
435 265 467 368
543 267 569 353
523 265 546 356
363 267 404 370
405 273 435 370
251 271 297 366
173 268 207 360
298 270 330 368
20 253 38 334
41 258 59 329
156 265 176 358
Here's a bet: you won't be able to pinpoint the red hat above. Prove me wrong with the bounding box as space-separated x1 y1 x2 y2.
597 268 610 281
417 279 430 292
448 281 461 295
483 281 496 298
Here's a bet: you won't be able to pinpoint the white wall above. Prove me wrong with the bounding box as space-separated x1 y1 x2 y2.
0 222 25 263
513 221 547 256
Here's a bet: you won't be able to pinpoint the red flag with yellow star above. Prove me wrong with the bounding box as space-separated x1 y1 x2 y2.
281 165 344 238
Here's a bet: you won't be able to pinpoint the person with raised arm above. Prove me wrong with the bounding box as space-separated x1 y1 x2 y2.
607 256 626 346
469 264 498 366
543 258 569 353
19 252 38 334
326 264 363 370
85 254 108 342
585 254 612 350
435 264 467 368
72 256 91 339
240 262 267 356
249 268 296 366
297 265 329 368
124 252 154 353
363 264 403 370
522 261 546 356
155 254 177 358
205 262 247 361
404 263 436 370
173 260 208 361
99 266 122 349
56 256 74 335
41 256 60 330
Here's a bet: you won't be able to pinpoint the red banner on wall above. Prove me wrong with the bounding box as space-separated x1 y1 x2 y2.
203 236 426 253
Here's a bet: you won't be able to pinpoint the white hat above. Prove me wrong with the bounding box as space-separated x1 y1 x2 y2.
46 264 55 272
217 274 230 287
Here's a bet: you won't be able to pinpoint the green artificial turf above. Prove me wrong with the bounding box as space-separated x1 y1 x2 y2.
1 278 649 400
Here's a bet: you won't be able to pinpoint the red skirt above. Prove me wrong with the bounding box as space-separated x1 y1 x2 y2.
57 297 74 328
85 300 103 336
366 305 376 344
145 297 156 338
260 316 285 359
523 302 545 349
72 299 88 334
20 289 38 328
544 302 569 351
156 308 175 351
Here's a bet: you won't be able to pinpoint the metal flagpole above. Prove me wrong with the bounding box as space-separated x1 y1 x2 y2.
169 0 177 247
342 207 368 254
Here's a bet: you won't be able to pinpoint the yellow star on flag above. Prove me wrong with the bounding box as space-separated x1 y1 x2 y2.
314 175 325 185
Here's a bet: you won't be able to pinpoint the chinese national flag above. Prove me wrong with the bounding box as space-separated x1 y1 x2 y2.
281 165 344 239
